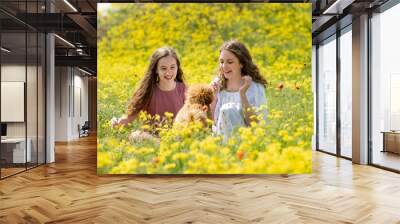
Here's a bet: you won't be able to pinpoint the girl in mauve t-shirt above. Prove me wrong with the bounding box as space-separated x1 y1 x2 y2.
112 47 186 129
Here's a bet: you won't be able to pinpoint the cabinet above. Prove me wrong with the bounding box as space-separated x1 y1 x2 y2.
382 131 400 154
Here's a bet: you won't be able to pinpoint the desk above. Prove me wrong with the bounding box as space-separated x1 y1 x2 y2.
1 138 31 163
381 131 400 154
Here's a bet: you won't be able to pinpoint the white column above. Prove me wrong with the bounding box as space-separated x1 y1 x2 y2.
352 14 369 164
46 33 55 163
45 0 55 163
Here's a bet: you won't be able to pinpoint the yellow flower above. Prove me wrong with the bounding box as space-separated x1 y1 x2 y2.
164 163 176 170
110 159 138 174
97 152 113 168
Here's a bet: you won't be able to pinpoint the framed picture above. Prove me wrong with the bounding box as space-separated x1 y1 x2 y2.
97 3 312 174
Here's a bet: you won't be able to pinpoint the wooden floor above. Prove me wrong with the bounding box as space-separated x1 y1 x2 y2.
0 167 26 177
372 150 400 171
1 136 400 223
1 163 45 178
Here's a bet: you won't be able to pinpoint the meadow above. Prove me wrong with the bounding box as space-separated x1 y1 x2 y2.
97 3 313 174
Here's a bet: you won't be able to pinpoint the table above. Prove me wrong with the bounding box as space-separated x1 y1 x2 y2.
381 131 400 154
1 138 32 163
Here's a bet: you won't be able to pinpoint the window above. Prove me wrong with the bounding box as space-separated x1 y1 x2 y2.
317 35 337 154
339 27 352 158
371 3 400 171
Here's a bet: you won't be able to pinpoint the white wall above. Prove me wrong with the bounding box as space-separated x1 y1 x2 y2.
55 67 69 141
54 67 89 141
1 65 25 81
1 65 26 138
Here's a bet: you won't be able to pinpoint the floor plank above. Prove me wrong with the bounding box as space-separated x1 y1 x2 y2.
0 135 399 223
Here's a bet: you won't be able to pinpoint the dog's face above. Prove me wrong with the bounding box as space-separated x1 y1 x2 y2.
186 84 214 126
174 84 215 128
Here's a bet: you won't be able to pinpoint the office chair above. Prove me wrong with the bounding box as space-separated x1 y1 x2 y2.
79 121 90 138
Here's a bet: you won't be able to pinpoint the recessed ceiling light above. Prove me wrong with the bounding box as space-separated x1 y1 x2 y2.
54 34 75 48
1 47 11 53
63 0 78 12
78 67 92 76
323 0 355 15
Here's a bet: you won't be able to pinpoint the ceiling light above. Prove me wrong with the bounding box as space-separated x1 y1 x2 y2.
322 0 355 15
63 0 78 12
78 67 92 76
1 47 11 53
54 34 75 48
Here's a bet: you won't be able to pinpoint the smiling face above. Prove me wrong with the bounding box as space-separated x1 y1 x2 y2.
219 50 243 81
156 55 178 84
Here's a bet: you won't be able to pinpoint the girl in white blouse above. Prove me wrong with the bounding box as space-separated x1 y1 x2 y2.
210 40 268 139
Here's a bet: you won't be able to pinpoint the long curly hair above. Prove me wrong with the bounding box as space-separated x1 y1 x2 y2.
127 47 185 117
218 40 267 90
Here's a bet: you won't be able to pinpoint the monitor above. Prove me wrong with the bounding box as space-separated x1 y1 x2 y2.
1 123 7 137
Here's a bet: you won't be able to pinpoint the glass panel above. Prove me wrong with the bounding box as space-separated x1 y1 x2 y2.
38 32 45 165
27 31 38 169
340 27 352 158
1 30 27 177
318 35 337 154
26 0 39 170
0 0 46 178
0 1 29 32
371 4 400 171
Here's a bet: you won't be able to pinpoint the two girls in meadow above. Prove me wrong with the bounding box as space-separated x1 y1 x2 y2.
112 40 268 141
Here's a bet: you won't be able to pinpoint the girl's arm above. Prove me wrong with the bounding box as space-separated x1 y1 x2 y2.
210 77 221 122
210 96 218 121
240 92 255 126
210 79 221 121
112 113 137 128
239 76 256 126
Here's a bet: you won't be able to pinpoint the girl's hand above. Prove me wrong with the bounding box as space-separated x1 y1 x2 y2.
211 82 221 94
239 76 252 95
111 117 120 128
111 117 127 128
211 77 221 94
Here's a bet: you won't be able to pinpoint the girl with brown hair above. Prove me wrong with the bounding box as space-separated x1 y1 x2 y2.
211 40 268 139
112 47 186 127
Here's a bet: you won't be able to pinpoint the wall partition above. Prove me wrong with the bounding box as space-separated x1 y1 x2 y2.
0 1 46 179
1 30 28 177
